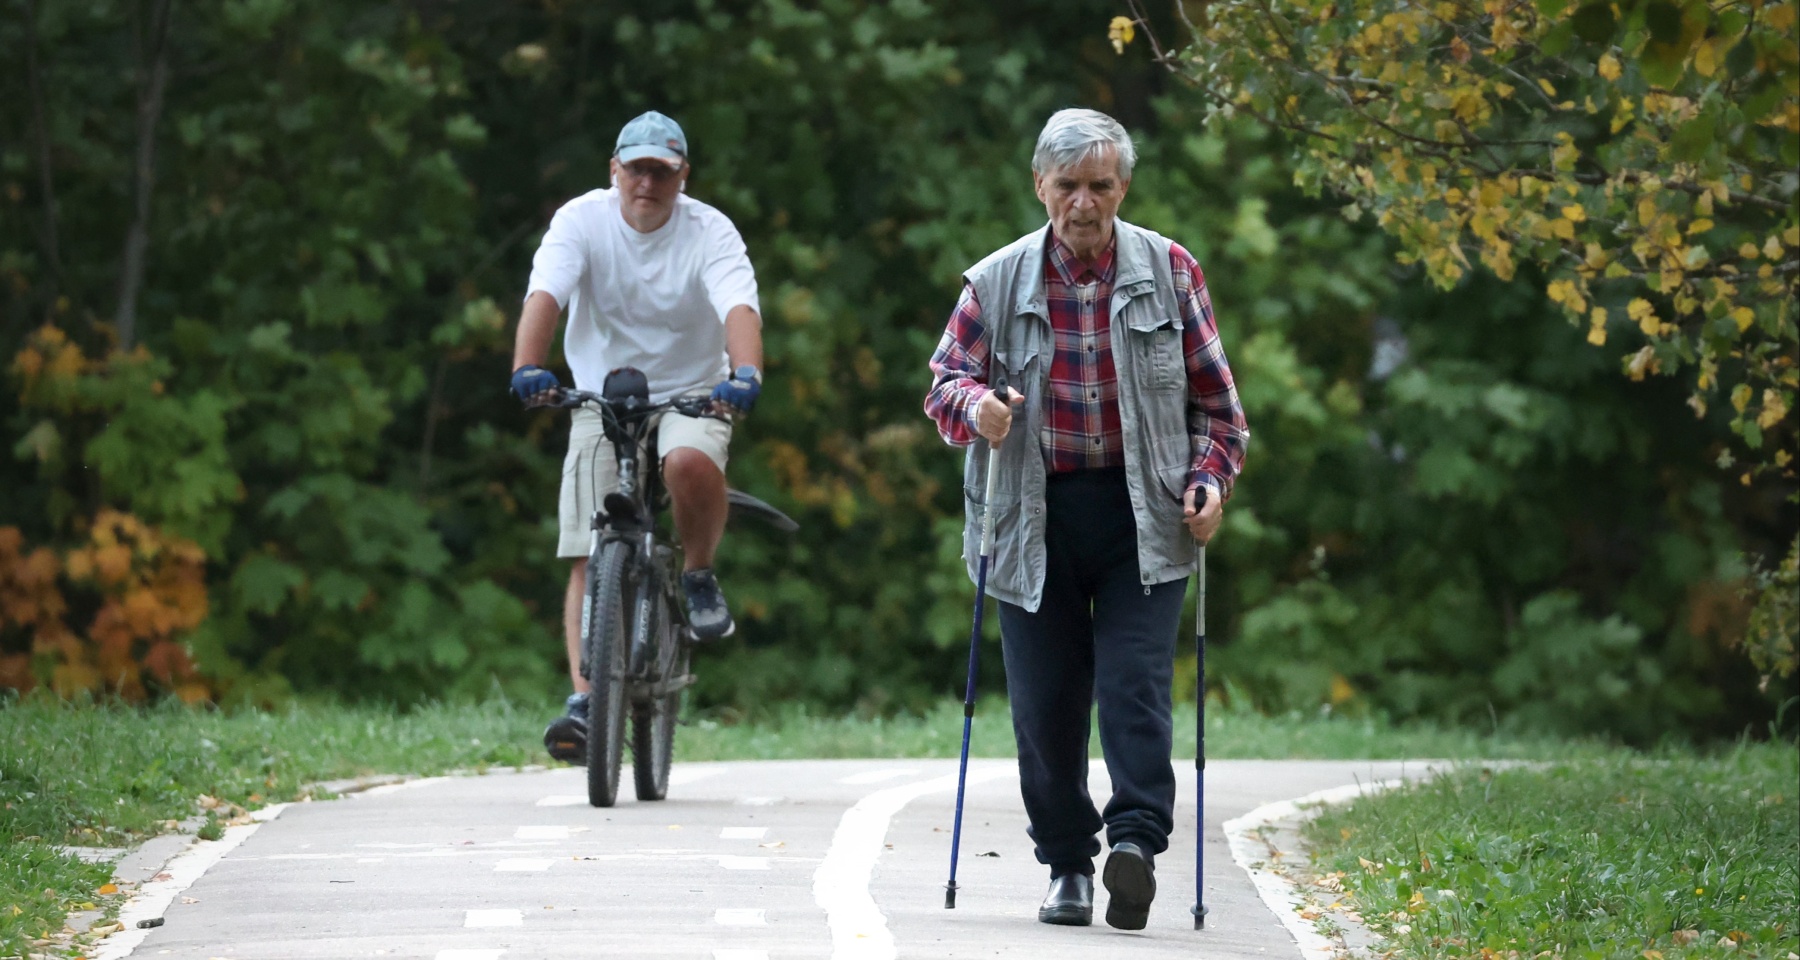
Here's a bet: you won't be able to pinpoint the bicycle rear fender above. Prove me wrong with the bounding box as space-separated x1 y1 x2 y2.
726 488 799 533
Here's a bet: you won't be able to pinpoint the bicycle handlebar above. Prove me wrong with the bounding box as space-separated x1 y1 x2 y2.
540 389 729 423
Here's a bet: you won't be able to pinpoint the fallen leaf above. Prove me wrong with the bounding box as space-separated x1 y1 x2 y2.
1672 931 1700 946
180 897 200 904
758 841 785 849
97 883 118 895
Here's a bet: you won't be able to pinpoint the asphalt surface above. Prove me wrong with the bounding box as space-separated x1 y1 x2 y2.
103 758 1441 960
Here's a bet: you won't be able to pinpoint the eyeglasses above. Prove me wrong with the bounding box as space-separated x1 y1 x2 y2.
616 160 685 183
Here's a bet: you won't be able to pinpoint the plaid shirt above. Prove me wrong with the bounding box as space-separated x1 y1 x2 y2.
925 231 1248 500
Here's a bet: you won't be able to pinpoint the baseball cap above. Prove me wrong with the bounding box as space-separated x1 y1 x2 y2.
614 111 688 166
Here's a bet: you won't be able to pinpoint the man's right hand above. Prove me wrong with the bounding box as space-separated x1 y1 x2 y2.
975 386 1023 444
511 364 562 405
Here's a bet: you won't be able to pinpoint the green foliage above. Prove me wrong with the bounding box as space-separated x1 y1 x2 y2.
0 1 1790 739
1740 537 1800 686
1306 747 1800 958
1175 0 1800 479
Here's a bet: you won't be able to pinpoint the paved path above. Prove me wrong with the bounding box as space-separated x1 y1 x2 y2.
101 758 1441 960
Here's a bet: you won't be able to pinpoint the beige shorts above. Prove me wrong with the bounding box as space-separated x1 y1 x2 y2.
557 400 731 558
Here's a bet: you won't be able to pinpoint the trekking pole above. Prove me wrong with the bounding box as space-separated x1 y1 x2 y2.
946 376 1007 910
1192 488 1210 930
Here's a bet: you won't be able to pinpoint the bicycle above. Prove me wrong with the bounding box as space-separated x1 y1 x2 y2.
551 368 796 807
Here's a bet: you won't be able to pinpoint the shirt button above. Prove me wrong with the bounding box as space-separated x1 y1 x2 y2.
1089 391 1097 400
1091 437 1100 445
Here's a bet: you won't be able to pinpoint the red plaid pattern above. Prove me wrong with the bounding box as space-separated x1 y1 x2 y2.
925 230 1248 499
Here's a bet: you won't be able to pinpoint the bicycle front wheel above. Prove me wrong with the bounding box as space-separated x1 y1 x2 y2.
631 589 686 801
584 540 632 807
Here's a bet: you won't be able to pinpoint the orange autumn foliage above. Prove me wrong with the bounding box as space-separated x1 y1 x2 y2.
0 511 211 702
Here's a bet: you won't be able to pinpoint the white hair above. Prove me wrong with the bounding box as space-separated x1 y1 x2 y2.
1032 108 1137 180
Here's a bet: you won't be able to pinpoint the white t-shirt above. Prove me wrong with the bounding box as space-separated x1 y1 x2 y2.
526 188 760 403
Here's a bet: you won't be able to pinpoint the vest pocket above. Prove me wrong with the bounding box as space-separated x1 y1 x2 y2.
1126 316 1183 391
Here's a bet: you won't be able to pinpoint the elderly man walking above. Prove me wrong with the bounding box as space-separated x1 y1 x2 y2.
924 108 1248 930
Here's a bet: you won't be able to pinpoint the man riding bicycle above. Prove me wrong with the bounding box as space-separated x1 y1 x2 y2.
510 110 764 763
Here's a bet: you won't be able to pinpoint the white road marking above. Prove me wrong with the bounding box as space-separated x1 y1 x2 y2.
713 908 767 926
812 767 1014 960
736 796 783 806
716 856 770 871
494 858 554 872
436 951 506 960
836 768 918 785
720 826 767 840
669 765 726 786
534 795 586 807
513 826 569 840
357 857 383 864
464 909 523 928
91 805 291 960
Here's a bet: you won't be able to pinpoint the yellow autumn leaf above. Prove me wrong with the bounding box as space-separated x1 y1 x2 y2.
1688 219 1714 234
1740 242 1761 259
1537 78 1557 97
1598 53 1621 81
1733 307 1755 332
1731 384 1753 413
1764 235 1785 260
98 883 119 894
1757 389 1789 429
1785 226 1799 246
1587 324 1607 345
1108 16 1135 54
1627 298 1655 322
1561 205 1587 223
1552 218 1576 240
1694 40 1719 77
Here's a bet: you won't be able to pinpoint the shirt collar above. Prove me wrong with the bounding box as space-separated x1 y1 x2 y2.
1046 230 1116 286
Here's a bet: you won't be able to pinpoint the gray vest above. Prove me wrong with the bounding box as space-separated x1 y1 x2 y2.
962 220 1197 612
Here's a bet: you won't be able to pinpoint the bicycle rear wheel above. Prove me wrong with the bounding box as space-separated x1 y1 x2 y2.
584 540 632 808
631 586 686 801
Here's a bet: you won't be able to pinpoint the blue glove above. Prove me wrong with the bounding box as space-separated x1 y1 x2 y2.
710 365 762 413
510 364 561 404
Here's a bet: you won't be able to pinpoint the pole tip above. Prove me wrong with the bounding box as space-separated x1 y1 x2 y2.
945 884 957 909
1192 902 1208 929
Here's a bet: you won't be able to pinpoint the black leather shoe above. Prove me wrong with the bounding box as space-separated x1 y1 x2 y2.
1037 873 1093 926
1102 842 1156 930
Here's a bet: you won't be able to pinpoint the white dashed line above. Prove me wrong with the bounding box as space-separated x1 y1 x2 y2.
494 858 554 872
670 765 726 786
713 908 767 926
720 826 768 840
736 796 784 806
464 909 523 928
716 856 770 871
436 951 506 960
513 825 569 840
836 768 918 785
534 795 586 807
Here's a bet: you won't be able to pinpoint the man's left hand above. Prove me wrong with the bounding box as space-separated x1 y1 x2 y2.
711 365 762 413
1183 486 1223 545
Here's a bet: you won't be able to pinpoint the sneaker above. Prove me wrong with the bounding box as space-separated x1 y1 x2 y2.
680 568 735 642
543 692 588 764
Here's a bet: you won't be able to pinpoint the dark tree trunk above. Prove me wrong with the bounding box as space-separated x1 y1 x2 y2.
113 0 175 350
22 0 61 317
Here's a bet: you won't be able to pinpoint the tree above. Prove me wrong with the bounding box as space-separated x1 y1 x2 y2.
1124 0 1799 679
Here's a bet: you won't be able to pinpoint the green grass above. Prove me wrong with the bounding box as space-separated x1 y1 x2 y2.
0 691 1638 955
1304 744 1800 960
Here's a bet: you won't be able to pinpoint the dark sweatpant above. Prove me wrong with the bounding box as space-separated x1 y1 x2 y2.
997 467 1184 878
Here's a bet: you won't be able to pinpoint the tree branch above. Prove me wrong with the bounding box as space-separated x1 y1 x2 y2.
113 0 175 350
